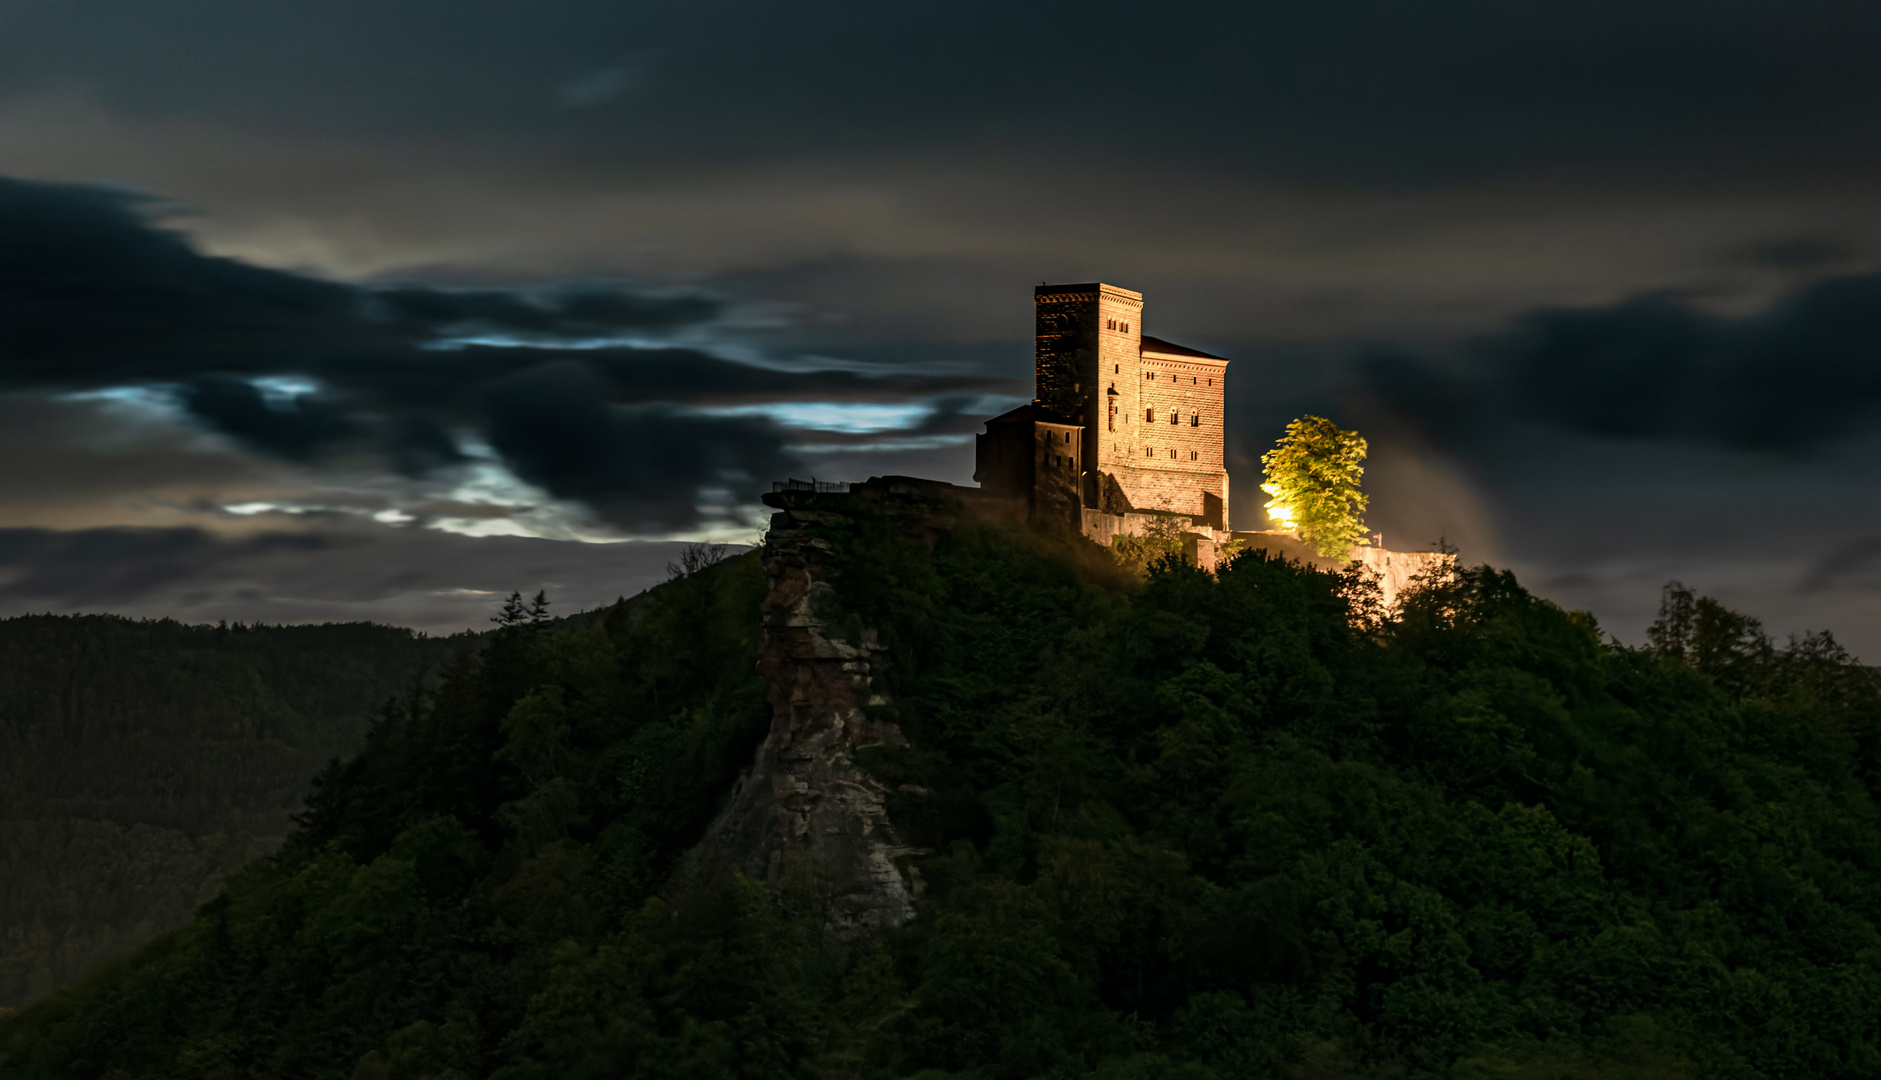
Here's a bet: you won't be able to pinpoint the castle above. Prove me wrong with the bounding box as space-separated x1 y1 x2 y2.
968 282 1445 594
974 282 1234 551
721 284 1449 934
773 280 1443 584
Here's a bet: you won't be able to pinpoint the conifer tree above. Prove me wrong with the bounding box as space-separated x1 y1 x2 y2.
491 591 527 626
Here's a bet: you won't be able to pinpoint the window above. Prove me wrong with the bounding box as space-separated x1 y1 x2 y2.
1191 376 1196 384
1145 407 1155 422
1106 318 1115 329
1122 322 1129 332
1169 409 1179 425
1190 412 1199 427
1169 449 1177 459
1190 450 1199 461
1145 447 1154 457
1114 364 1119 374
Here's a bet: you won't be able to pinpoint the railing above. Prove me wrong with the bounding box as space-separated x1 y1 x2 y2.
771 478 851 494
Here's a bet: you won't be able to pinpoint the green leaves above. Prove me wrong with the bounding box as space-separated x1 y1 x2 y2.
11 522 1881 1079
1260 415 1370 559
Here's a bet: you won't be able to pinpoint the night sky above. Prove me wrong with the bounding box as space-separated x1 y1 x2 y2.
2 0 1880 649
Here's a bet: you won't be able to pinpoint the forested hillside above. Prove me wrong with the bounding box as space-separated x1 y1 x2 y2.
4 520 1881 1078
0 616 465 1008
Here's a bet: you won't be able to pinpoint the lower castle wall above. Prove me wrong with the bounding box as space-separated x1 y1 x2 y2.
1107 464 1227 521
1079 516 1451 611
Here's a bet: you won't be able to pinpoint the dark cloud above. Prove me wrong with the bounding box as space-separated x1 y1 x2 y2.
0 177 720 385
361 282 719 339
0 522 712 633
0 177 1005 528
482 363 795 531
1797 537 1881 594
5 1 1879 185
0 528 327 606
176 377 359 462
1734 235 1861 270
1358 273 1881 454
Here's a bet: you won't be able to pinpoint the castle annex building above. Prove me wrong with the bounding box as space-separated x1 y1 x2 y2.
975 283 1230 529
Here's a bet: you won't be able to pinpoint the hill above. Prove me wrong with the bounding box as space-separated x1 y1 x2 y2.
3 506 1881 1078
0 615 467 1008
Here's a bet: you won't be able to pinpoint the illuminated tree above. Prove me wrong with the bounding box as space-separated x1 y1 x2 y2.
1260 415 1369 559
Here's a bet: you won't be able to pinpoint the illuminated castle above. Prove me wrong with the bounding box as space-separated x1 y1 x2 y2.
975 283 1230 530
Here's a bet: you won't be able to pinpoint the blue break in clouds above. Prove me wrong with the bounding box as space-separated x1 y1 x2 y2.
697 402 931 434
0 176 1006 530
247 376 320 404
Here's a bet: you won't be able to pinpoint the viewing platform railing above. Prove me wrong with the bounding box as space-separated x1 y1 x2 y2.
771 478 851 494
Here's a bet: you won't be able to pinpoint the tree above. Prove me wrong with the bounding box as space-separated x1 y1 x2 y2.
492 591 528 627
1259 415 1369 559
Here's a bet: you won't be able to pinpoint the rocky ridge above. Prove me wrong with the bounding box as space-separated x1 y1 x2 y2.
673 478 965 937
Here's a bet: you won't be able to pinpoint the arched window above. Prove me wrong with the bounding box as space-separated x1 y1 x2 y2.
1169 409 1179 425
1190 412 1200 427
1145 407 1155 422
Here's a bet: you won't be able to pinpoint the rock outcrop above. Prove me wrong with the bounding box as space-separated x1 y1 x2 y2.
674 475 1448 937
673 478 963 937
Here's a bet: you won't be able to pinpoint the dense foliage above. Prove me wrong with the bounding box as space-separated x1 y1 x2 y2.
1260 416 1369 558
0 615 461 1008
5 522 1881 1078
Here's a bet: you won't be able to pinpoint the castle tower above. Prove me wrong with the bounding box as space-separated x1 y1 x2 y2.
1032 283 1229 528
1034 283 1140 503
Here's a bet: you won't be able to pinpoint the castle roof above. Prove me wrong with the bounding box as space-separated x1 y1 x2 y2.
1140 335 1227 362
1034 282 1143 299
984 402 1080 428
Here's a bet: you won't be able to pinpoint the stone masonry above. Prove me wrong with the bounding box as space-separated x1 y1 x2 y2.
986 283 1230 525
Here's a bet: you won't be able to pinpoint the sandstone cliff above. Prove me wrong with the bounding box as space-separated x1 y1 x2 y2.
675 478 1450 936
671 479 964 937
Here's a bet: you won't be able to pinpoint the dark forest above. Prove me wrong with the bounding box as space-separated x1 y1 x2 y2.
5 523 1881 1078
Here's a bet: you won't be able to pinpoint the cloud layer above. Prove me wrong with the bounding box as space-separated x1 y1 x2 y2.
0 521 701 634
0 177 1000 530
1359 273 1881 454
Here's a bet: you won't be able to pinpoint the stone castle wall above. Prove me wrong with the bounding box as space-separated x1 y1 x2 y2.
1115 351 1228 520
1029 284 1229 524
